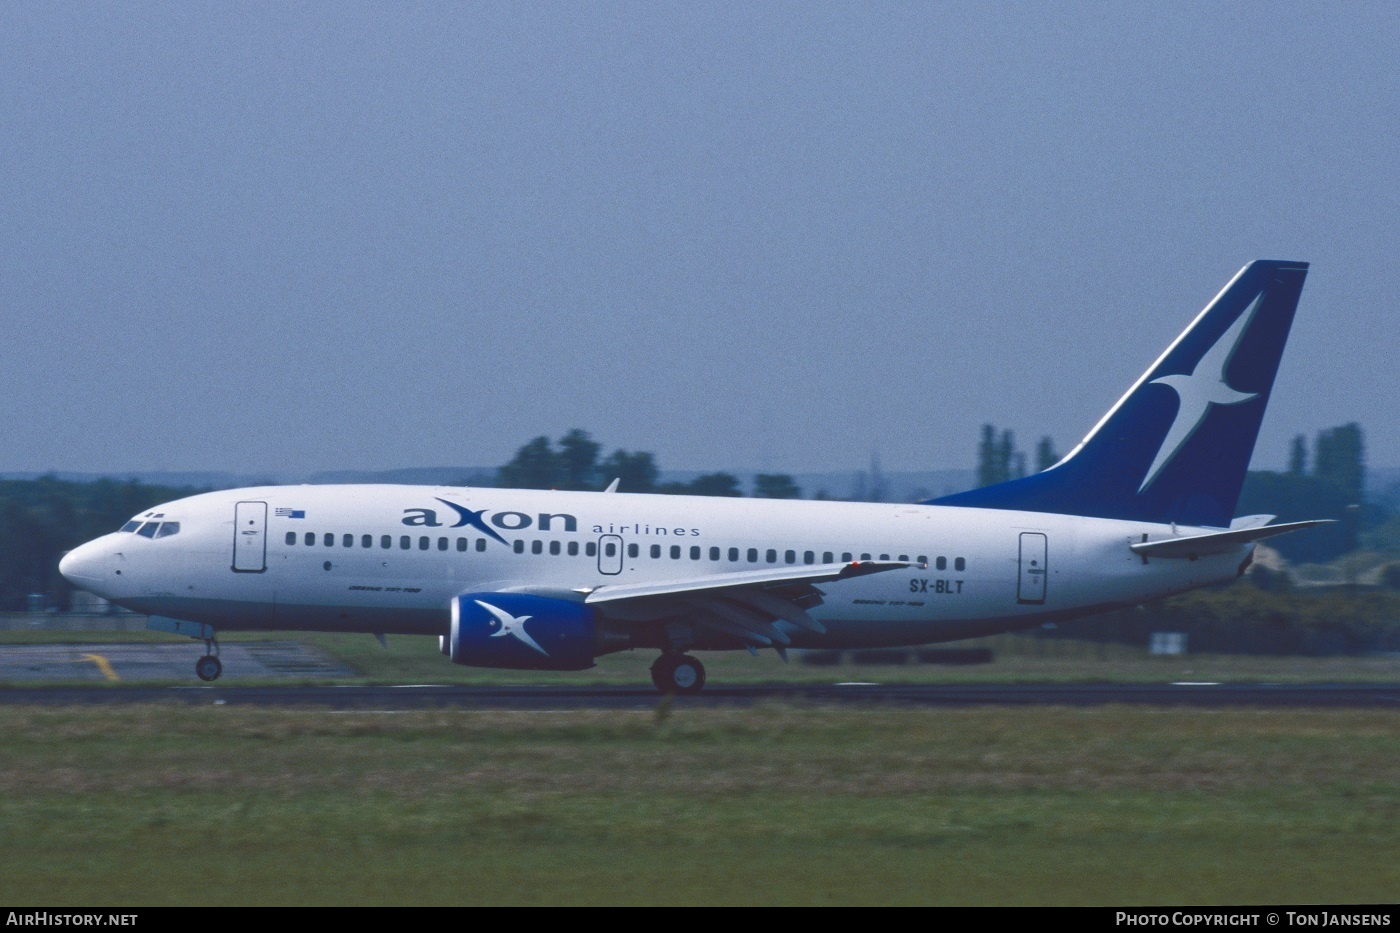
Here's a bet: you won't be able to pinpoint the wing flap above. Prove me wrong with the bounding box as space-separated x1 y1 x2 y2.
580 560 910 604
726 588 826 634
578 560 909 653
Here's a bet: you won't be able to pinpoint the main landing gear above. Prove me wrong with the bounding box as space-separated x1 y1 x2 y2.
195 632 222 682
651 653 706 695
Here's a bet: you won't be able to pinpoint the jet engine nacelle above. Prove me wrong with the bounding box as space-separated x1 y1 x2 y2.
447 593 596 671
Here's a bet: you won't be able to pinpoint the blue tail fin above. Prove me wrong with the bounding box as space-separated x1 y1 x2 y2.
930 260 1309 527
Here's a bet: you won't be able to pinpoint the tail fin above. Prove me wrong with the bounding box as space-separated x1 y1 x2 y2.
930 260 1309 527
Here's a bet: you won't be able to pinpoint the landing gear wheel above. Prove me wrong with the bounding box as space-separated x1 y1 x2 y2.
650 654 706 695
195 655 222 682
650 656 671 692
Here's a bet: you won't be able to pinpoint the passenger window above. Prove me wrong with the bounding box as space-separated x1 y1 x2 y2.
936 557 947 570
784 550 796 564
766 549 777 563
476 539 487 552
747 548 758 563
567 542 578 556
604 542 616 557
804 551 815 564
381 535 392 549
823 552 833 563
456 538 467 552
325 533 335 547
879 554 890 561
860 553 871 561
549 541 560 555
285 531 296 545
438 537 449 551
710 547 721 561
627 544 639 558
917 555 927 566
121 521 141 533
343 534 354 548
671 545 681 559
691 546 701 560
898 554 908 562
362 535 373 548
729 547 739 562
514 540 525 554
418 537 429 551
531 540 543 555
650 544 661 559
400 536 411 550
842 552 853 562
955 557 966 571
305 532 315 546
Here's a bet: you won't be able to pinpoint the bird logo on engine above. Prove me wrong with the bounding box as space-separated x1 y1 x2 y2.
475 600 548 656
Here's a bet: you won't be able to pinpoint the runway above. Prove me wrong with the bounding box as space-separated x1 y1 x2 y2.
2 682 1398 708
0 641 353 682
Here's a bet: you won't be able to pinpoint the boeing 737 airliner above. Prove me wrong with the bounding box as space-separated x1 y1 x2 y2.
60 260 1324 692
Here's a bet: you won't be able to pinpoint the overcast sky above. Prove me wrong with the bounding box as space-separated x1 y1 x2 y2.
2 1 1395 478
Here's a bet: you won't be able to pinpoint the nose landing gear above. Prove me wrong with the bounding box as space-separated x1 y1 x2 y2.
650 653 706 695
145 618 225 682
195 654 222 682
195 633 222 682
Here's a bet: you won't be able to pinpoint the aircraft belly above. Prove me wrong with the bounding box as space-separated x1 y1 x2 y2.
120 594 449 635
800 615 1032 649
803 599 1139 649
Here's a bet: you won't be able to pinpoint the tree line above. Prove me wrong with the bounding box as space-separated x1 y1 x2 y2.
502 422 1397 564
1043 586 1400 657
1 422 1393 612
975 421 1385 564
495 429 803 499
0 477 202 612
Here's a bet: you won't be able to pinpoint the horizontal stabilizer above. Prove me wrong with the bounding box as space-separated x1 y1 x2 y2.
1129 520 1332 559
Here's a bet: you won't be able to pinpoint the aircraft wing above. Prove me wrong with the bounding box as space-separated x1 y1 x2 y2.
573 561 913 650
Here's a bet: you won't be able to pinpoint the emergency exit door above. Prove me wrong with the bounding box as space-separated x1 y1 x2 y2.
597 535 623 575
1017 532 1047 604
232 501 268 573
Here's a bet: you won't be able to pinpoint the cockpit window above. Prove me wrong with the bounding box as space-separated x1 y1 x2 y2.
154 522 181 538
120 521 141 532
136 522 159 538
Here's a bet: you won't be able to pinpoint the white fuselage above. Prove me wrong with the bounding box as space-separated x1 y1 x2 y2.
60 484 1249 651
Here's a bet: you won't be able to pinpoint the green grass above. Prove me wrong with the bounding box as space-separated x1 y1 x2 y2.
0 704 1397 905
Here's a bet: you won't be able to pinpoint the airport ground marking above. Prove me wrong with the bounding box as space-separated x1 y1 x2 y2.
80 652 120 682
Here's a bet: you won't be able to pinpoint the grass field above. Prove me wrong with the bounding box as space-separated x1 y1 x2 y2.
0 703 1397 905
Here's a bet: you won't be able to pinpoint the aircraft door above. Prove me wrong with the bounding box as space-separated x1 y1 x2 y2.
597 535 623 575
1017 532 1047 604
232 501 268 573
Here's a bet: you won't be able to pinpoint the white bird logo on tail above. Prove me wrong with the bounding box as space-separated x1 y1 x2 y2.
1139 292 1264 493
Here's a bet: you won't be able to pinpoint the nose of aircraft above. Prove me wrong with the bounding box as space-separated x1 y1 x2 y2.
59 538 110 592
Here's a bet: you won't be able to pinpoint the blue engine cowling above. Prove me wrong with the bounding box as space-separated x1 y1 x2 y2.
446 593 597 671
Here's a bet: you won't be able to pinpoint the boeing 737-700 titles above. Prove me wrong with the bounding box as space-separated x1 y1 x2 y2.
60 261 1325 692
